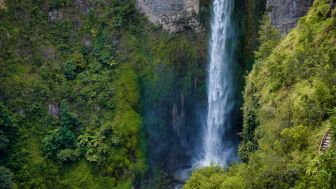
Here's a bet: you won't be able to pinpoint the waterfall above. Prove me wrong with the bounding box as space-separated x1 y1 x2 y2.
196 0 238 167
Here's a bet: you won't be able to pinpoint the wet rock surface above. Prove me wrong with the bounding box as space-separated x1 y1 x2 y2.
136 0 202 33
48 103 59 118
266 0 313 35
0 0 4 9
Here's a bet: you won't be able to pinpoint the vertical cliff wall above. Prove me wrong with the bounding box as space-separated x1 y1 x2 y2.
241 0 313 69
241 0 266 70
266 0 313 35
136 0 202 33
0 0 5 9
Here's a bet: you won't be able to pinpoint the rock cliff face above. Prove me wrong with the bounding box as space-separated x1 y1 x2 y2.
136 0 202 33
266 0 313 35
0 0 5 9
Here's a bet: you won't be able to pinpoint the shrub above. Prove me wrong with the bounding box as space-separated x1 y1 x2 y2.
0 166 13 189
78 131 108 163
280 125 310 152
254 15 281 62
63 61 76 80
0 103 15 155
42 127 77 161
60 100 80 131
56 148 81 163
183 166 224 189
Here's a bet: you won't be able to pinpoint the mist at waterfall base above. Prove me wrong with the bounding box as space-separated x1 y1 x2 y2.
141 56 207 185
141 0 242 186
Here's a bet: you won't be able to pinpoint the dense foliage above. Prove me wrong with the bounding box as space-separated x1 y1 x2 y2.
185 0 336 188
1 0 334 188
0 0 208 187
0 0 147 187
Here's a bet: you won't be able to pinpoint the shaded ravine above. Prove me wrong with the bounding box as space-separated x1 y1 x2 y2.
140 0 244 187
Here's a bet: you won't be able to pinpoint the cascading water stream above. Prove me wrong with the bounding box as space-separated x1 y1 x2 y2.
172 0 239 184
196 0 237 167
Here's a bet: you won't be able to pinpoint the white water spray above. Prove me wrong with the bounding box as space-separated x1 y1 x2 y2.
196 0 237 167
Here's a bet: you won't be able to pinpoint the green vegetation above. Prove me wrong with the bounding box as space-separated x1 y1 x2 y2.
1 0 334 188
0 166 14 189
0 0 207 188
0 0 146 187
185 0 336 188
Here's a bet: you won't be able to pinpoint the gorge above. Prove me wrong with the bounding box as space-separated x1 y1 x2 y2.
0 0 335 189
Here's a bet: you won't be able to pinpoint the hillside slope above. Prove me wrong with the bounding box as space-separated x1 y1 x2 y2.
184 0 336 188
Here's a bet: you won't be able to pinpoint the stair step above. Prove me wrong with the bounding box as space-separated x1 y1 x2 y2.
319 131 332 154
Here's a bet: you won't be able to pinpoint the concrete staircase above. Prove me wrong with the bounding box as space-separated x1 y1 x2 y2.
319 130 332 154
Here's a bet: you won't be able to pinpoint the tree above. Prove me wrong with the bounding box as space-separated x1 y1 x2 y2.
63 61 76 80
0 166 13 189
0 103 15 155
254 15 281 62
43 101 81 163
183 166 225 189
239 15 281 162
60 100 79 131
42 127 77 160
63 51 86 80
